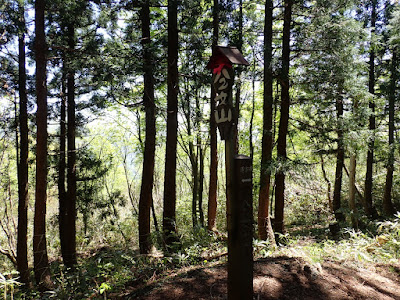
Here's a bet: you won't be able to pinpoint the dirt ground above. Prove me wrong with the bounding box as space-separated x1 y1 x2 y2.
112 256 400 300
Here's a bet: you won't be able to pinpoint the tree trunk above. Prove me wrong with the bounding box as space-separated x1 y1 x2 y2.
249 56 255 161
58 63 67 264
191 138 198 228
349 154 358 228
196 91 205 227
207 0 219 232
349 99 359 228
333 95 344 221
320 155 332 210
232 0 243 153
181 84 199 228
258 0 275 243
198 143 205 226
16 1 30 286
163 0 180 250
383 47 397 216
33 0 52 289
63 24 77 267
274 0 292 234
139 0 156 254
364 0 377 218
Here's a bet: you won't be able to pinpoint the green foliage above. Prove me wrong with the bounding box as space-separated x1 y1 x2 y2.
253 239 275 258
375 213 400 258
0 271 20 300
389 5 400 45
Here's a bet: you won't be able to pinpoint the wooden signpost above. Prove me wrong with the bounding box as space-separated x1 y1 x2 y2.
207 46 252 300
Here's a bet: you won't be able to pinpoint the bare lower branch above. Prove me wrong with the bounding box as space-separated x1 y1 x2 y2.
0 247 17 267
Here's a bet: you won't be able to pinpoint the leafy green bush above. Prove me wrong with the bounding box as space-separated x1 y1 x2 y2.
0 271 20 300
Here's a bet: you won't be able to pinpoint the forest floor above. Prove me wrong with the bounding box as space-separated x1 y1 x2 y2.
111 254 400 300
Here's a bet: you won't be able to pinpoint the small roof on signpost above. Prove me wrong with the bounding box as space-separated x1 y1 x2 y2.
207 46 250 70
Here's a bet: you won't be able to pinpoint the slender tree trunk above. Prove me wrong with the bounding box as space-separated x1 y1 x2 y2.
195 89 204 227
139 0 156 254
198 144 205 226
207 0 219 231
163 0 180 249
349 100 358 228
151 202 159 233
16 1 30 286
58 65 67 261
274 0 292 234
320 155 332 210
33 0 52 289
349 154 358 228
249 57 255 161
233 0 243 152
333 95 344 221
196 91 205 227
258 0 275 243
191 141 198 228
383 47 397 216
182 87 199 228
63 24 77 267
364 0 377 218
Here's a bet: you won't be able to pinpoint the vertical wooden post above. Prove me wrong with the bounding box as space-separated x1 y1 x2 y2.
207 45 251 300
228 155 253 300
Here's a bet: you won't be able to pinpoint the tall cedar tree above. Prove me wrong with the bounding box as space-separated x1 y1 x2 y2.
33 0 53 289
16 0 30 286
364 0 377 217
382 46 397 215
139 0 156 254
207 0 219 232
274 0 293 234
63 23 77 267
163 0 179 249
258 0 275 242
58 64 67 263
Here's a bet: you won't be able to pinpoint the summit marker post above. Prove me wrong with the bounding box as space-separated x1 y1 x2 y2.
207 46 252 300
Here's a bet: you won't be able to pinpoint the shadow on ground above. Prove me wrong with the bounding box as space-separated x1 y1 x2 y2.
112 256 400 300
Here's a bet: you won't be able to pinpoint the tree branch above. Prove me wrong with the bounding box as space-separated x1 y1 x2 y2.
0 248 17 267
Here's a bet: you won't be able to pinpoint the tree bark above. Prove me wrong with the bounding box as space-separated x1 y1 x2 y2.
349 100 359 228
63 24 77 267
232 0 243 153
163 0 180 250
320 155 332 210
364 0 377 218
198 143 205 226
274 0 292 234
33 0 52 289
196 90 205 227
382 47 396 216
138 0 156 254
258 0 275 243
190 120 199 228
181 85 199 228
349 154 358 228
333 96 344 221
58 64 67 262
16 1 30 286
249 57 255 161
207 0 219 232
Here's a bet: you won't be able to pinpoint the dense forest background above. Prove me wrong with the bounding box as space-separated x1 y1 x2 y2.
2 0 400 298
